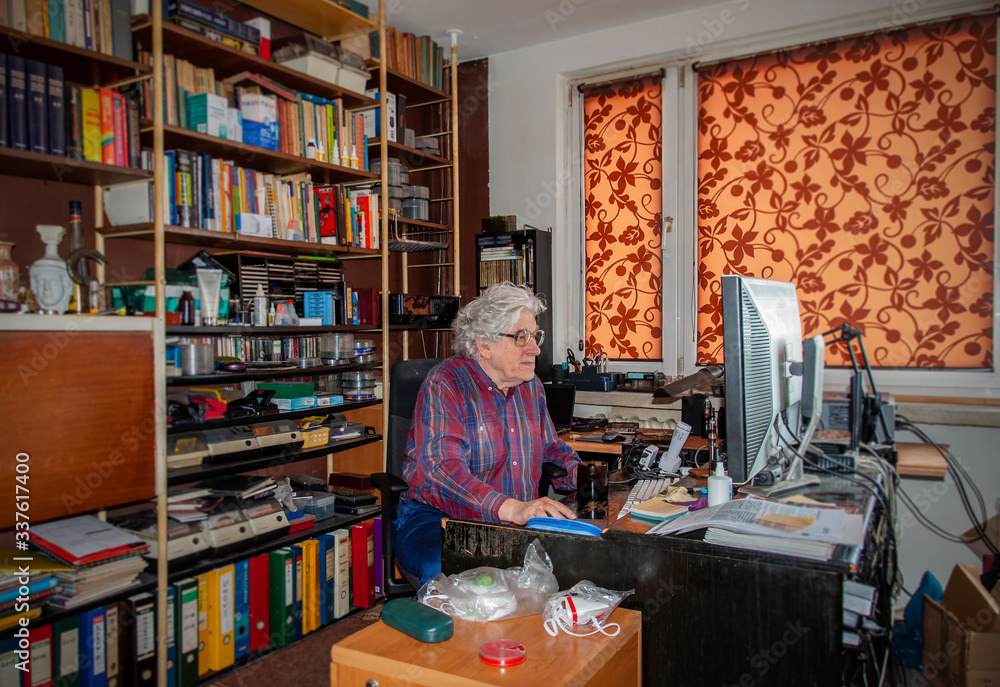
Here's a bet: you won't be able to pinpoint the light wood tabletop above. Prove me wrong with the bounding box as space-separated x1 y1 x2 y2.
330 606 642 687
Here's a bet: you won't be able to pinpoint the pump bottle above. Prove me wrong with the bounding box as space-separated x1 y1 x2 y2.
707 461 732 507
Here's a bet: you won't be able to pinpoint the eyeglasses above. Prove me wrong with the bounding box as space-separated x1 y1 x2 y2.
498 329 545 348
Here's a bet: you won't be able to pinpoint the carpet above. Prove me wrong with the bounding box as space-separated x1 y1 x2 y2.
212 600 385 687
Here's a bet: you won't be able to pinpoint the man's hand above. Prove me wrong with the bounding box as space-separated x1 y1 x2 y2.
498 497 577 525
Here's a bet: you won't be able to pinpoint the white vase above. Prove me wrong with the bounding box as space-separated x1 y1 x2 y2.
29 225 73 314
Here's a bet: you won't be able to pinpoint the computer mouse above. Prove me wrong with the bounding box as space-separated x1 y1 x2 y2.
602 432 625 443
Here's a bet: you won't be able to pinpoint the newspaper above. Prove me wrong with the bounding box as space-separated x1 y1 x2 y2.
645 498 848 543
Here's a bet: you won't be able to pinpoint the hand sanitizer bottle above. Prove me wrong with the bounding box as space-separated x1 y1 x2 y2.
252 284 267 326
707 461 732 507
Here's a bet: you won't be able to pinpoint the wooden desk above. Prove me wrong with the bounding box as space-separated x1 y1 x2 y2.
442 472 892 687
329 607 642 687
564 433 946 478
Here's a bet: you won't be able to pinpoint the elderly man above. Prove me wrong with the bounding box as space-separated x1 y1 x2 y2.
393 282 581 584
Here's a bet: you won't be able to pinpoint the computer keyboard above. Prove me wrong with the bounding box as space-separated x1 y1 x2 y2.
618 477 673 520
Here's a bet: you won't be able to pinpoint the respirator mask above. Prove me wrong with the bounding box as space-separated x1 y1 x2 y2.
542 581 633 638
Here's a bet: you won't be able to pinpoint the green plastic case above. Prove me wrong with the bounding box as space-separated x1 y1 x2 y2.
382 598 454 643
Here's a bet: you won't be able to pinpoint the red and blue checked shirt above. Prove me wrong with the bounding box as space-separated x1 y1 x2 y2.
400 356 580 523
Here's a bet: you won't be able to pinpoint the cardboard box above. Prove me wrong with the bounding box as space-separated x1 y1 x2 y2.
922 563 1000 687
240 93 278 151
188 92 228 138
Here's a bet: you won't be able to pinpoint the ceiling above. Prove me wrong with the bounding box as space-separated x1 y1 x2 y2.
357 0 706 61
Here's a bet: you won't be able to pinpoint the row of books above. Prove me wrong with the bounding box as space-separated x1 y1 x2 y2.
0 521 380 687
138 50 371 169
109 151 382 249
164 0 263 55
3 0 133 59
0 55 141 165
375 26 446 91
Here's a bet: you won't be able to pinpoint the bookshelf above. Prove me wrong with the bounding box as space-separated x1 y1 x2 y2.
0 0 463 684
373 37 462 361
476 228 553 379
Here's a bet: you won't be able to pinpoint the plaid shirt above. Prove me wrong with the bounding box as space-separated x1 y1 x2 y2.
400 355 579 523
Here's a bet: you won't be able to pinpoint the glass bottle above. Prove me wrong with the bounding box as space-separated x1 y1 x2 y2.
68 200 87 313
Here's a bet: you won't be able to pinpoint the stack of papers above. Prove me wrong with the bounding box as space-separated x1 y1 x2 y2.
30 515 150 607
646 498 862 561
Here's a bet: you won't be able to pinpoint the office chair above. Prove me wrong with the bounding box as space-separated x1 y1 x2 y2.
372 357 441 596
371 358 572 597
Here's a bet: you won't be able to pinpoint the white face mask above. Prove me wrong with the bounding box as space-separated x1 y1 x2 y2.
423 572 519 622
543 593 621 637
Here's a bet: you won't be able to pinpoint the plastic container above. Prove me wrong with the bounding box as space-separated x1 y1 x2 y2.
707 462 733 507
402 198 429 221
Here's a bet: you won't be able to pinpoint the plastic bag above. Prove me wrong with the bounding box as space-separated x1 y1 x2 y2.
543 580 633 637
419 538 558 623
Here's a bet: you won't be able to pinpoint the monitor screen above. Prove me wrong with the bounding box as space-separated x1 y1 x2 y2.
543 383 576 430
722 275 804 484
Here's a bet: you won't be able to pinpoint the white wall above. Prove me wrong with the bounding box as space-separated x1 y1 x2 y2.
487 0 998 601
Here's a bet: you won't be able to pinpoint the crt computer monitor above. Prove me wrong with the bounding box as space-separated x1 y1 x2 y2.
721 275 805 485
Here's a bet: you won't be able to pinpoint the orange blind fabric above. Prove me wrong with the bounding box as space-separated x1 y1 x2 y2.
696 16 995 368
583 75 663 360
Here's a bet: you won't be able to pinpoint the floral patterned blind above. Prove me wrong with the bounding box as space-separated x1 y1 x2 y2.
696 15 996 368
582 75 663 360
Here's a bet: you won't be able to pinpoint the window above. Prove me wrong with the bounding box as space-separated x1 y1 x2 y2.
581 75 663 361
695 14 995 369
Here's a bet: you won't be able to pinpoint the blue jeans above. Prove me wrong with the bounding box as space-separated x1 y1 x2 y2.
391 500 448 586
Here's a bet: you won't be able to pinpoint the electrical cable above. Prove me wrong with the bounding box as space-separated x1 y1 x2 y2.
893 415 999 557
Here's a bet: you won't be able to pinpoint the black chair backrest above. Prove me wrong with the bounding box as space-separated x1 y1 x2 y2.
387 358 442 478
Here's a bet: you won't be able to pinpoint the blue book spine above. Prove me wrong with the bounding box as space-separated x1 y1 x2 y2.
79 606 107 687
47 0 66 43
0 54 8 149
233 559 249 660
46 64 65 156
164 151 176 226
7 56 28 151
317 533 336 626
81 0 92 50
0 575 59 604
25 59 47 154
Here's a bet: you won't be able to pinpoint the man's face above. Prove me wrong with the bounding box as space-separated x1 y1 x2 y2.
476 309 541 392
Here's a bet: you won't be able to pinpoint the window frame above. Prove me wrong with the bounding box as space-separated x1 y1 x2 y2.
568 15 1000 399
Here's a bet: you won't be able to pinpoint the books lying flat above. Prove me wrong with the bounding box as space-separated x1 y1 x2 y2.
629 498 689 523
704 528 835 561
31 515 149 566
195 474 276 499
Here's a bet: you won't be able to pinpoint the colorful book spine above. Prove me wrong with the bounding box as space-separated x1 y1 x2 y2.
79 605 107 687
233 558 249 660
78 86 100 161
111 91 125 166
268 549 295 647
98 87 114 164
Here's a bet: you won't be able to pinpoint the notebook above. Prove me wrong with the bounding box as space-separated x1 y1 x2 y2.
544 383 576 435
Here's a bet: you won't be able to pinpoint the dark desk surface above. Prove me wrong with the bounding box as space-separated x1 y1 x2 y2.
443 471 892 687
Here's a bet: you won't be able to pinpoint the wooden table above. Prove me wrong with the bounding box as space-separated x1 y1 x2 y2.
329 606 642 687
564 432 946 478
